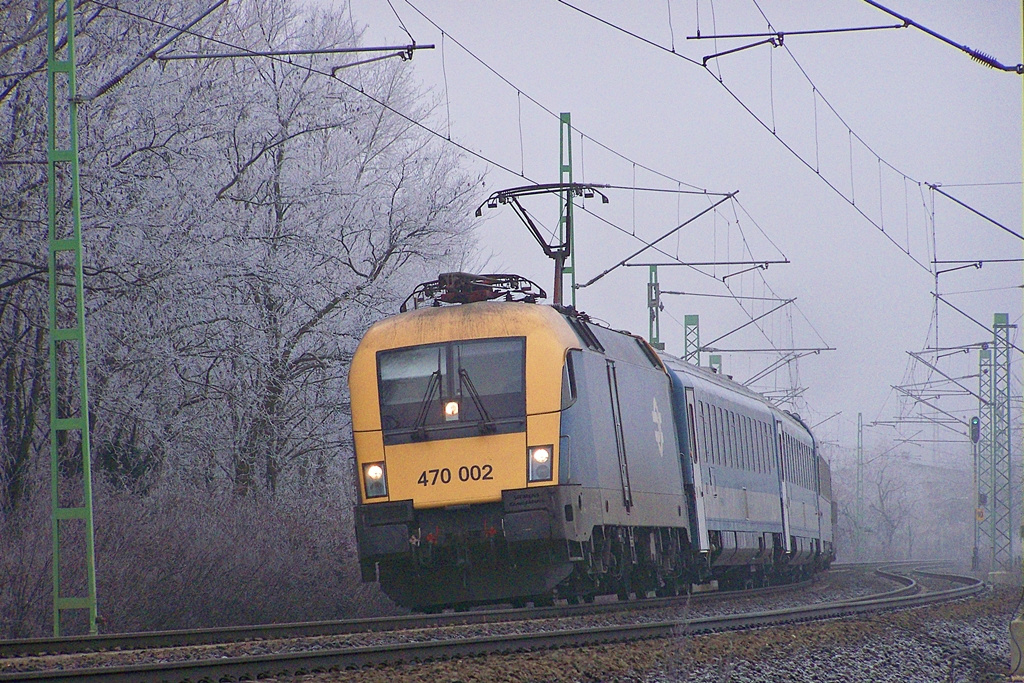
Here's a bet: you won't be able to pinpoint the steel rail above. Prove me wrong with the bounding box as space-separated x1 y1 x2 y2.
0 579 808 658
0 565 983 683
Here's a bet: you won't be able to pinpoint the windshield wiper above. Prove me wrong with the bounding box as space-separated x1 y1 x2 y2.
411 370 441 441
459 368 496 434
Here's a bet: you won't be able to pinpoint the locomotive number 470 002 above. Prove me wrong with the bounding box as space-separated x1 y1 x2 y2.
416 464 495 487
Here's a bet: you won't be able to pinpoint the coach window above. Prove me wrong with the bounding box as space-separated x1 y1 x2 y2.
733 412 742 469
804 445 810 488
708 405 716 464
715 408 724 467
714 409 723 467
801 444 806 487
704 404 714 465
800 445 805 487
725 411 734 468
736 414 746 470
758 423 766 472
740 416 749 471
745 419 753 472
757 422 765 472
709 406 717 465
797 444 803 487
749 417 757 471
754 420 762 472
786 438 794 481
729 411 739 468
744 417 754 471
721 411 730 468
792 437 798 482
719 408 727 467
699 402 710 461
754 421 761 471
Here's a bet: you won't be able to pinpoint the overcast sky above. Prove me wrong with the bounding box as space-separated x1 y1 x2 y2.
330 0 1022 465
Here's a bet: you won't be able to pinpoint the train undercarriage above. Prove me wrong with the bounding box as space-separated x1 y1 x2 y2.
357 494 833 611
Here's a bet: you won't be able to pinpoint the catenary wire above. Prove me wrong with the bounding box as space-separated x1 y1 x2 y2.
79 0 826 373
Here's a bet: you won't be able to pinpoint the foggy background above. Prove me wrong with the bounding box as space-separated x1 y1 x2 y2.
1 0 1020 637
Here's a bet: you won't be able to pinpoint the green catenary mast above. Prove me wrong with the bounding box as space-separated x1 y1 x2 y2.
990 313 1014 571
977 347 994 569
48 0 98 635
558 113 576 308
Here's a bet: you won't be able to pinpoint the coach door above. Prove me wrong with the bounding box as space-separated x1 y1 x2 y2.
684 388 710 552
606 361 632 511
775 420 793 554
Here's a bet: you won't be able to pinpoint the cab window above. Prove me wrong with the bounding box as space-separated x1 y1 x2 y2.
377 337 526 445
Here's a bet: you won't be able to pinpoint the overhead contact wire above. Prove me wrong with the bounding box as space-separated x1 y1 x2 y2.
402 0 709 192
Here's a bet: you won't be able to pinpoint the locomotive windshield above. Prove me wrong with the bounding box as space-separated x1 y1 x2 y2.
377 337 526 445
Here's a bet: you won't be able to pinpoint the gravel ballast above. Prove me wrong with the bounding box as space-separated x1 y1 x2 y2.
290 585 1017 683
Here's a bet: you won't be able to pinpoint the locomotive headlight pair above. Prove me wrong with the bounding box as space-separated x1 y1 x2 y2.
528 445 553 482
362 461 388 499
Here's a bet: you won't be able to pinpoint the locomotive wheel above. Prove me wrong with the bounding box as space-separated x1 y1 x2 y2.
531 595 554 608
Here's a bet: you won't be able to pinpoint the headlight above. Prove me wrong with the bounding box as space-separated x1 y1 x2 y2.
528 445 553 482
444 400 460 421
362 461 388 499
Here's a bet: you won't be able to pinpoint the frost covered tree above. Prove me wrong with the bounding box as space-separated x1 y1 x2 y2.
3 0 480 635
1 0 481 508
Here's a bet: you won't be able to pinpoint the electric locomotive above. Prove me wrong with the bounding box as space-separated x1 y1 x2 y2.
350 273 834 610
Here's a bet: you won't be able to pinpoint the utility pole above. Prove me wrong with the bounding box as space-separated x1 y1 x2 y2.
558 112 576 308
47 0 97 635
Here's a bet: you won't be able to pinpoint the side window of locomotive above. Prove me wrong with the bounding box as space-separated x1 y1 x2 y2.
560 350 579 410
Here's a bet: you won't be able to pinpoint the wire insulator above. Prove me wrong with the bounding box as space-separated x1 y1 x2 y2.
967 48 1001 69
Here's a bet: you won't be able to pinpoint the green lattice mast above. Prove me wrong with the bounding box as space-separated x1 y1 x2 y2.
48 0 97 636
977 347 994 569
990 313 1014 571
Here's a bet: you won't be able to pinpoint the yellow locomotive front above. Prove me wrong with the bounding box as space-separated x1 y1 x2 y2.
350 281 580 609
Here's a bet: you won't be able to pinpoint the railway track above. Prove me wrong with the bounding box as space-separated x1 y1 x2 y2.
0 563 983 683
0 578 809 658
